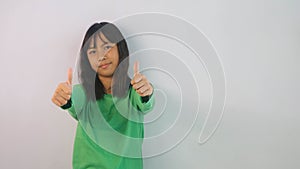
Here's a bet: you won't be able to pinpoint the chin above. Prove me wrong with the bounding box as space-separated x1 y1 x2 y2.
98 72 114 78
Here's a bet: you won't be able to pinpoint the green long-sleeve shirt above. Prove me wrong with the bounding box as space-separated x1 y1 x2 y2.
64 84 154 169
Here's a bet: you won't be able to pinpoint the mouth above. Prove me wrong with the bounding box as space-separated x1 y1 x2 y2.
99 62 112 69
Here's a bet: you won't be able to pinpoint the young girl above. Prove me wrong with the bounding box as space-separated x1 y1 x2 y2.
52 22 154 169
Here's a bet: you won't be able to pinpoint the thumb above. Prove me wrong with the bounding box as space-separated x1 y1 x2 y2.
67 68 73 85
133 61 139 76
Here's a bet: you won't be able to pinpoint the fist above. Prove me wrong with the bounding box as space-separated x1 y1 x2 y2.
51 68 73 107
130 62 153 97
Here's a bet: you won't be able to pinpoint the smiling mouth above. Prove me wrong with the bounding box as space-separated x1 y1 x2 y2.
99 63 111 69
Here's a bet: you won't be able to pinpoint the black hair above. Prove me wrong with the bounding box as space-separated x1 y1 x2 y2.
79 22 130 101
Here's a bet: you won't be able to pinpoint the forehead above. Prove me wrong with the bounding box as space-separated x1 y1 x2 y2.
89 32 111 47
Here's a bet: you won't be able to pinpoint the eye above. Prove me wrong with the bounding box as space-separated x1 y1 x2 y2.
88 50 96 55
103 45 112 51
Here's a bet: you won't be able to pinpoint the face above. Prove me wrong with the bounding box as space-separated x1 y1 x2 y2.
87 32 119 78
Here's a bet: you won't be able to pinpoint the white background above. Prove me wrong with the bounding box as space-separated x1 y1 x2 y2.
0 0 299 168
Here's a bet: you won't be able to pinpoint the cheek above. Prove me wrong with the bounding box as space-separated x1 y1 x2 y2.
112 55 119 69
115 54 119 64
111 48 120 64
87 56 98 71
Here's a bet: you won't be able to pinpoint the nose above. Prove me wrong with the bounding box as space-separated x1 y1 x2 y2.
98 54 107 61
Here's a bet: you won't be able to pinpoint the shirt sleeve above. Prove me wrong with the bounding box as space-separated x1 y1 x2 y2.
61 99 77 120
130 85 155 114
60 84 86 120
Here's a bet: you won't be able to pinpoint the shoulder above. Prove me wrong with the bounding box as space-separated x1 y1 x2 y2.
72 84 87 104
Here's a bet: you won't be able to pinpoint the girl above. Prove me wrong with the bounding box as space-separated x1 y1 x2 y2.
52 22 154 169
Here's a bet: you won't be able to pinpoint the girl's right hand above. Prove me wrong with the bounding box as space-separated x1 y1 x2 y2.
51 68 73 107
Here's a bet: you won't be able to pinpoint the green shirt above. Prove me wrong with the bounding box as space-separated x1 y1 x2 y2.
65 84 154 169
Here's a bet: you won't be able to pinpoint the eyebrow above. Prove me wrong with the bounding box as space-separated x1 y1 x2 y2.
88 42 110 49
87 35 111 50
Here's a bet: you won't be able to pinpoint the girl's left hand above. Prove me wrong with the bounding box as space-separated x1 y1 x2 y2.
131 61 153 97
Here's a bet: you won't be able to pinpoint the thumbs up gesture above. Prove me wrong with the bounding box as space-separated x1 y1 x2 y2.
52 68 73 107
131 62 153 97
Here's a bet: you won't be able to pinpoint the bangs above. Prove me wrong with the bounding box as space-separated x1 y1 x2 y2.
84 32 101 51
86 31 117 52
100 24 125 44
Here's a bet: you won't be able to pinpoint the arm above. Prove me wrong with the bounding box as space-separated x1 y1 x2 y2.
52 68 78 119
60 84 87 120
130 85 154 113
130 62 155 113
61 98 78 120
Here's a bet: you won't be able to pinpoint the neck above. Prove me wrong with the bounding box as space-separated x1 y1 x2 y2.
98 75 112 94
